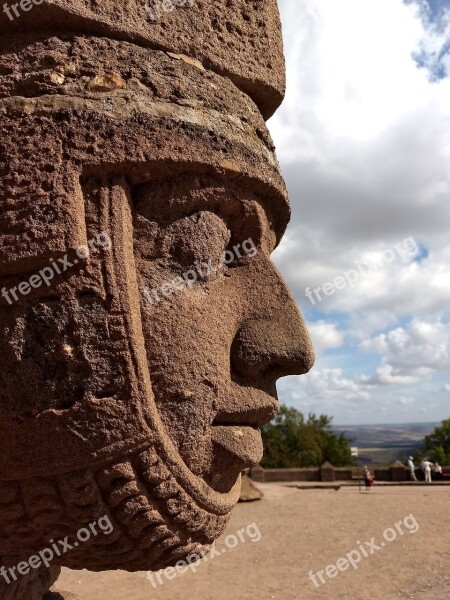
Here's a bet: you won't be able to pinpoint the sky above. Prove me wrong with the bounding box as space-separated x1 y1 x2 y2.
268 0 450 425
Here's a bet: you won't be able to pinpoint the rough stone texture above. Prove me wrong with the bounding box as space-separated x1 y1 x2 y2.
0 0 285 119
0 2 314 598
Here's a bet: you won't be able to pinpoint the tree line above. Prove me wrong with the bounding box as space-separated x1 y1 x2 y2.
261 408 450 468
413 419 450 465
260 405 354 468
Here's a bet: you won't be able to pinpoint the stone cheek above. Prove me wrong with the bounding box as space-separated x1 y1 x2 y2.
0 295 125 420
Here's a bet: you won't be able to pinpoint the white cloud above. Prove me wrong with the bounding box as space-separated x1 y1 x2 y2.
308 321 344 351
363 364 420 386
293 367 371 403
361 318 450 382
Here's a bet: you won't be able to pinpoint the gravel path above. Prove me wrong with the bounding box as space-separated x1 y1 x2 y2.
54 483 450 600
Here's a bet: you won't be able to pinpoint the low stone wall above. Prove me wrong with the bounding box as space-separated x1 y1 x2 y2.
250 463 450 484
260 468 321 483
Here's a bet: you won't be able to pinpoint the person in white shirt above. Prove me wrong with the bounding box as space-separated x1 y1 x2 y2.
407 456 417 481
422 459 433 483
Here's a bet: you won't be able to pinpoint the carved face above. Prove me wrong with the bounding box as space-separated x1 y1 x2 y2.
0 172 315 576
0 22 314 579
134 176 314 493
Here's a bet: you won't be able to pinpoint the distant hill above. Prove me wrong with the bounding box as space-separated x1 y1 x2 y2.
333 422 438 466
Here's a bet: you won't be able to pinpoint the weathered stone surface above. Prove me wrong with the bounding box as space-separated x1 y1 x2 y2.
0 0 285 119
0 1 314 597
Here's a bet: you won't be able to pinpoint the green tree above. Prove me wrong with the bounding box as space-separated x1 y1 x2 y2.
260 405 354 468
412 449 424 464
423 419 450 464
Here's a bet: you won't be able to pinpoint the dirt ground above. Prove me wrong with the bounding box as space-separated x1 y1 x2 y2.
54 483 450 600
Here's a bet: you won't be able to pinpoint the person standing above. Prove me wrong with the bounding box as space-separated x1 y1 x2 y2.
433 463 443 481
363 466 374 490
407 456 417 481
423 459 433 483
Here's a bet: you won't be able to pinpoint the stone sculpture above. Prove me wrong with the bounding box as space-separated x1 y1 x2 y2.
0 1 314 597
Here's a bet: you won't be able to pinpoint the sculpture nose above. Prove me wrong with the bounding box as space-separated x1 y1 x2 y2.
231 300 315 380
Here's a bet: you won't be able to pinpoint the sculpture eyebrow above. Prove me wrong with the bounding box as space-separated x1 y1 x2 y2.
163 200 272 252
132 173 286 243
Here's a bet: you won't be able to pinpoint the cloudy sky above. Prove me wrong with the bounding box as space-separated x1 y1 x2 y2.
269 0 450 425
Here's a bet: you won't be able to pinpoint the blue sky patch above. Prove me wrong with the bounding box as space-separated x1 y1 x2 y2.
406 0 450 80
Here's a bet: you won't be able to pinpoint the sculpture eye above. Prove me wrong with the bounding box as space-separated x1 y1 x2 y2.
166 211 231 278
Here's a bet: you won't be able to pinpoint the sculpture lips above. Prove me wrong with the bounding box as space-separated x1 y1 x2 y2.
211 425 264 468
213 396 279 429
210 392 276 477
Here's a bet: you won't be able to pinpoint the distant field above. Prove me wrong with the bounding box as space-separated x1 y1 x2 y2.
357 447 417 467
334 421 438 466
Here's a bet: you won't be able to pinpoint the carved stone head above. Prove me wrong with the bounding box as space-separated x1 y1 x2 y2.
0 1 314 597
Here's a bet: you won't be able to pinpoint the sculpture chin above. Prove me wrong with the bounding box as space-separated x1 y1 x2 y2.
207 425 264 493
0 443 237 576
